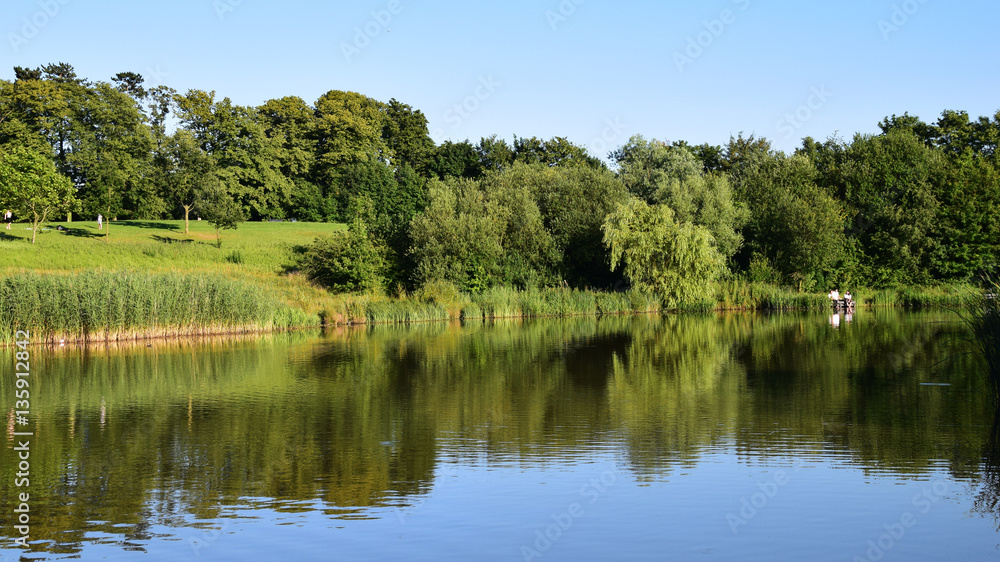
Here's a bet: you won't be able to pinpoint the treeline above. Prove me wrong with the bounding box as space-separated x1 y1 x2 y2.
1 63 999 296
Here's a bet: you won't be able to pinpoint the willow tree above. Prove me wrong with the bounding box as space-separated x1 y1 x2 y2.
602 198 721 306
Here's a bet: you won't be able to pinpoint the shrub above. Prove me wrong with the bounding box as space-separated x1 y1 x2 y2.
298 222 386 293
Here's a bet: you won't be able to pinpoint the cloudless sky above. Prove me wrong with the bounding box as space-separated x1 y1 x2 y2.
3 0 998 156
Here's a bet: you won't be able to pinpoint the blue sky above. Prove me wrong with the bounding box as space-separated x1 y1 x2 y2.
3 0 998 156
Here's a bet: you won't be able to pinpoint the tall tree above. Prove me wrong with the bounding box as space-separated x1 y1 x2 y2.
513 135 603 168
176 90 294 219
71 81 159 221
602 198 722 306
382 98 434 172
615 135 747 261
428 140 481 179
257 96 321 219
838 129 943 285
313 90 387 187
734 152 845 289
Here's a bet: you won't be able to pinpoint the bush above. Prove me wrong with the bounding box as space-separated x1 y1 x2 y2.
298 223 386 293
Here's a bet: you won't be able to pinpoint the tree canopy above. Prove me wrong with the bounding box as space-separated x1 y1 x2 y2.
2 63 999 297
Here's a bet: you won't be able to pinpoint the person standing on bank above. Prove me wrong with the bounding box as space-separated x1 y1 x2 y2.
4 209 11 230
97 214 103 230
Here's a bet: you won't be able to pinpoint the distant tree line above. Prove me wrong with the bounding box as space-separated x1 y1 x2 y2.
2 63 999 296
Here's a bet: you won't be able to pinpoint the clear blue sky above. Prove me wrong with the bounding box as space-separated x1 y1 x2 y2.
3 0 997 156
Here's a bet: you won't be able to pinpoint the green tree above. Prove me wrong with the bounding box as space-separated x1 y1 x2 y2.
382 98 434 172
732 152 845 289
838 129 943 285
475 135 514 173
428 140 481 179
257 96 319 219
176 90 294 220
482 161 628 287
195 181 245 248
513 135 603 168
602 198 722 306
408 178 505 290
313 90 387 186
161 130 216 233
615 135 747 262
0 145 75 244
70 81 159 222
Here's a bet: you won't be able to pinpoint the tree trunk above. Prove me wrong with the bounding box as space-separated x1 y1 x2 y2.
183 204 191 234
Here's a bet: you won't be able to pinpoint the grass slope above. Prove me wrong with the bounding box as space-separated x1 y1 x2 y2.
0 220 344 340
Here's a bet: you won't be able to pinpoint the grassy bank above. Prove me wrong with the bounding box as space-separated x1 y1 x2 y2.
0 219 984 343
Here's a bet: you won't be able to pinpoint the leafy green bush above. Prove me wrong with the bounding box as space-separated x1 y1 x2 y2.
298 222 386 293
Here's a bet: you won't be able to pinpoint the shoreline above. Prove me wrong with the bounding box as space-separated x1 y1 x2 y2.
2 285 973 348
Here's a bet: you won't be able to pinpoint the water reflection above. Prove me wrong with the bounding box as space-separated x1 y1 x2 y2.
0 311 995 558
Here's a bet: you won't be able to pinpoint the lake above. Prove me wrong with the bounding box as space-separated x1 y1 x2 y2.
2 310 999 561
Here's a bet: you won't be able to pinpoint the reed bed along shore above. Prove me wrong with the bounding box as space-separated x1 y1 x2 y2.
1 272 983 345
0 270 314 345
962 279 1000 399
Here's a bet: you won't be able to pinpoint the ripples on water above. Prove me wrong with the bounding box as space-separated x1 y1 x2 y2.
2 311 999 560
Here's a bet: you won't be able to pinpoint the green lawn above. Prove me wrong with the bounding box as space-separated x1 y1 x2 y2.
0 219 344 273
0 219 347 319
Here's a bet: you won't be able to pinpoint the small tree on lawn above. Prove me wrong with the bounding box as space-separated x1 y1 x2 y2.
0 145 76 244
195 179 245 248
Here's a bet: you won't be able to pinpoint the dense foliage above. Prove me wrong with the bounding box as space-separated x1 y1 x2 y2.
2 63 999 300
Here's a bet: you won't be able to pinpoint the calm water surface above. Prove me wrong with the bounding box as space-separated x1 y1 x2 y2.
2 310 999 560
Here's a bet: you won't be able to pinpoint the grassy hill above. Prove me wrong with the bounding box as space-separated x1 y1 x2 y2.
0 219 347 342
0 219 341 274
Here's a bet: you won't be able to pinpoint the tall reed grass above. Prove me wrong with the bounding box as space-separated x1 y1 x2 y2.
715 279 828 310
0 271 314 344
964 280 1000 400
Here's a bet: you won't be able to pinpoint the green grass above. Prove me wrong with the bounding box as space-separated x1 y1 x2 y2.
0 219 344 274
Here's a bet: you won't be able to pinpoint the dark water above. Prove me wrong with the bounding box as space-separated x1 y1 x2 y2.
2 310 999 561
